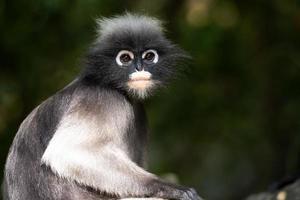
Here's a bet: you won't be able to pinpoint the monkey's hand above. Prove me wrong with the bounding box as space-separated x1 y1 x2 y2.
120 198 165 200
145 179 204 200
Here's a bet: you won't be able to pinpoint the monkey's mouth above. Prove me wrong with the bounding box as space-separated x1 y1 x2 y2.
127 79 153 90
129 77 151 82
127 71 153 90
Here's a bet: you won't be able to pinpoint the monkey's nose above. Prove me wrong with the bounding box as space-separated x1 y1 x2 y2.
135 63 143 71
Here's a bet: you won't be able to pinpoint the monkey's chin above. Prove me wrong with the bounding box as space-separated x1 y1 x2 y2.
127 80 155 99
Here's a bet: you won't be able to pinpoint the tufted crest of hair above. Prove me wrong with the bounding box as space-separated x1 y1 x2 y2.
96 13 164 41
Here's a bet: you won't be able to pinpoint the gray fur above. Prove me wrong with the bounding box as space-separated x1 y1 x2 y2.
96 13 164 41
3 13 202 200
41 87 152 196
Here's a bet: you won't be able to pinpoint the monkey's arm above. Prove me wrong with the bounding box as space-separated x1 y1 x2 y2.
42 134 199 200
42 141 199 200
41 102 201 200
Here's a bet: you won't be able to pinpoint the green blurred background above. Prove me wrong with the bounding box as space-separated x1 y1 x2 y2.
1 0 300 199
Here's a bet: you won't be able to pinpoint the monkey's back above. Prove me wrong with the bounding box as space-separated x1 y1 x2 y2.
3 80 148 200
3 83 75 200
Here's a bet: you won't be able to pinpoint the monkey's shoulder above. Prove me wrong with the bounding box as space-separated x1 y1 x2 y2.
12 80 144 148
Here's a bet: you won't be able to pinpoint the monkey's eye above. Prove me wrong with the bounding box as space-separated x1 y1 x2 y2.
116 50 134 66
142 49 159 64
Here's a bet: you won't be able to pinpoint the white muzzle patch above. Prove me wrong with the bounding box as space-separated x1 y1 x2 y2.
127 71 153 89
127 71 155 98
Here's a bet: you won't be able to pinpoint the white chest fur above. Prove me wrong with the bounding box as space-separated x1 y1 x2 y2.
41 92 135 187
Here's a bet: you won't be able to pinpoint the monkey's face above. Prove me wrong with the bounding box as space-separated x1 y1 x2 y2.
114 43 178 98
83 28 187 99
115 49 158 98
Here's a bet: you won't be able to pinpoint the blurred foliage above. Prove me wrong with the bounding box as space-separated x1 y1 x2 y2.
1 0 300 200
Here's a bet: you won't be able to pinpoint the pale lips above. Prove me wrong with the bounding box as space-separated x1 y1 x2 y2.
129 71 152 82
128 71 153 89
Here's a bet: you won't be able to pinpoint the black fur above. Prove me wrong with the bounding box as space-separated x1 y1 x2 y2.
81 18 187 95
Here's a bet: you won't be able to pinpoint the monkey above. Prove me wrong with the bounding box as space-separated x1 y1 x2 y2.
2 13 203 200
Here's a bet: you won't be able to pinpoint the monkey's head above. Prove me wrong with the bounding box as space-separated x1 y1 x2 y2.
81 13 187 99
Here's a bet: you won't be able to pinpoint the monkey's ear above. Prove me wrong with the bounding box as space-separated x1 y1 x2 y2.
95 13 165 40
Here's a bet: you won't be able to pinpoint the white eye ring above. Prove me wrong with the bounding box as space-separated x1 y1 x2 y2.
116 50 134 66
142 49 159 64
